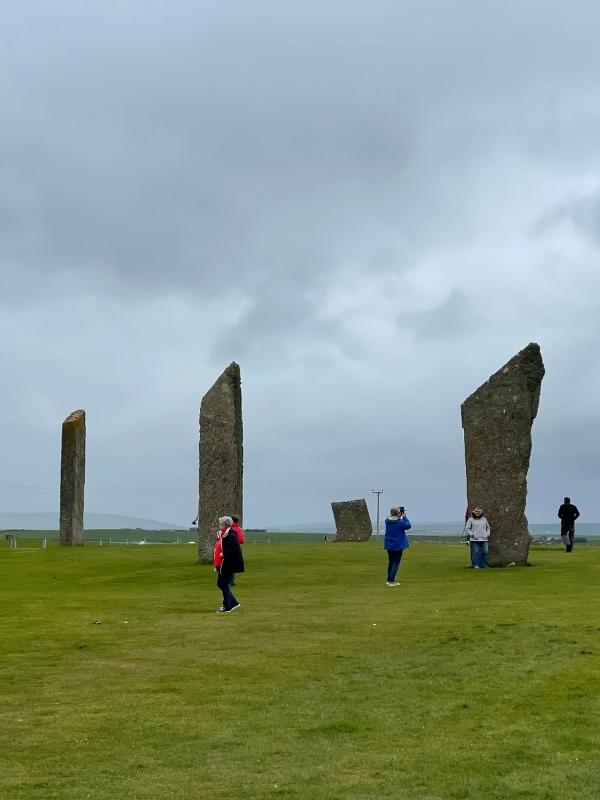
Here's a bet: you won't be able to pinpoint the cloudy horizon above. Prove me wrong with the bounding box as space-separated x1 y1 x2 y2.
2 2 600 527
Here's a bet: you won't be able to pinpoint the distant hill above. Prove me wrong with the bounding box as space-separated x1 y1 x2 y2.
0 512 187 531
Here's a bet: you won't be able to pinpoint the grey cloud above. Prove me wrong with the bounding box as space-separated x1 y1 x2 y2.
534 190 600 246
398 290 481 342
5 0 600 307
2 3 600 525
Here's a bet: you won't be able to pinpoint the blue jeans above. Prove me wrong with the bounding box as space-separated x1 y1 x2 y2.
386 550 403 582
217 571 239 610
470 541 488 568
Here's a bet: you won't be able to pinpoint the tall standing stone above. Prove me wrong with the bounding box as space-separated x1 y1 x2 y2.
331 499 373 542
461 343 544 566
198 363 243 563
59 409 86 546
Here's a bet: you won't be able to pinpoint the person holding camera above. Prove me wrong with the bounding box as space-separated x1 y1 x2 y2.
383 506 411 586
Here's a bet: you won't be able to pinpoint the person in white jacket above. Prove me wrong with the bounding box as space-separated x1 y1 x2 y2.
465 507 490 569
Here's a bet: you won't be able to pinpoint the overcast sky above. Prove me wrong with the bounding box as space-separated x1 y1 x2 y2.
2 1 600 527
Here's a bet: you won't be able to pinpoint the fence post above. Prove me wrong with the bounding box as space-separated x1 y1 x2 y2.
42 538 47 550
99 539 103 547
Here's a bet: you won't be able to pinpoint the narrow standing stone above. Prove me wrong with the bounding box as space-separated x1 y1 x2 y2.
331 499 373 542
60 409 86 546
198 363 243 563
461 343 545 566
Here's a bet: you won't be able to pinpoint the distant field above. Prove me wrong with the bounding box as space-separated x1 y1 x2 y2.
0 529 331 544
3 528 600 546
1 542 599 799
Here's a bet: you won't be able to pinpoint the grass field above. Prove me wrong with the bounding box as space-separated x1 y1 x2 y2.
1 541 599 800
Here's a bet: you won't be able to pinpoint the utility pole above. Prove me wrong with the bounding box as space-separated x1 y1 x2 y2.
372 489 384 539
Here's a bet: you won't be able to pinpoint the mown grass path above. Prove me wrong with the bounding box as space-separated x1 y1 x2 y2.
1 542 599 799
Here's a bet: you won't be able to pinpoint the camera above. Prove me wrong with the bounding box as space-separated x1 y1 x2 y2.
399 506 405 514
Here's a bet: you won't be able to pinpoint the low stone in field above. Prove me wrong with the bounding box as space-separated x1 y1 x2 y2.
331 499 373 542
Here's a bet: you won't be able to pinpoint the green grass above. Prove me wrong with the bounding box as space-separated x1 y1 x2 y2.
0 542 598 799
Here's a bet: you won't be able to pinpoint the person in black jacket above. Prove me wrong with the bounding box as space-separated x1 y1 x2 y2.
216 516 245 613
558 497 580 553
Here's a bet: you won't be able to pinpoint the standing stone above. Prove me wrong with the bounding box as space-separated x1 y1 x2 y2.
461 343 545 566
331 499 373 542
198 363 243 563
59 409 86 546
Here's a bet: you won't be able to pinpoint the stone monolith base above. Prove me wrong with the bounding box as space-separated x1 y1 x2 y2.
461 343 544 566
198 363 243 563
60 409 86 546
331 499 373 542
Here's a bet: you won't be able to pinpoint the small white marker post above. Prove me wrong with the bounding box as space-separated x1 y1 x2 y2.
42 538 47 550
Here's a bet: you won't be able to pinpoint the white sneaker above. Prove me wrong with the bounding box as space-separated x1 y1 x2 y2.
386 581 400 587
226 603 241 612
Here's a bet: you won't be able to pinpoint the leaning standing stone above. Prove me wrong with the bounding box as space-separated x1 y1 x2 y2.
461 343 544 566
59 409 86 546
197 363 243 563
331 499 373 542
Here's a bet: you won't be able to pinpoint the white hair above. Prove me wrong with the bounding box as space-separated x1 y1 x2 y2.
219 516 233 527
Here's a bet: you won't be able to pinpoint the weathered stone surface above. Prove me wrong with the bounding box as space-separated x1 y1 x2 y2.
461 343 544 566
331 499 373 542
198 363 243 563
59 409 86 546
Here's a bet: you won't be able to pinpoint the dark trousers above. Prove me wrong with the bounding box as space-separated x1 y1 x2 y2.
217 571 238 610
561 522 575 552
387 550 403 582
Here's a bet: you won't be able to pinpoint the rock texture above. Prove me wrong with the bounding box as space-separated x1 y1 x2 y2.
59 409 86 546
331 499 373 542
198 363 243 563
461 343 545 566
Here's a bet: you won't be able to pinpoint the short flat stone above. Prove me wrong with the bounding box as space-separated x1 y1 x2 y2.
331 499 373 542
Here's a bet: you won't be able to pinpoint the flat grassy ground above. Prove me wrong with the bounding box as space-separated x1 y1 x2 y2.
0 542 599 800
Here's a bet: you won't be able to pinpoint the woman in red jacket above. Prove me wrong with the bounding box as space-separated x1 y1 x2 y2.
214 516 244 613
213 517 244 582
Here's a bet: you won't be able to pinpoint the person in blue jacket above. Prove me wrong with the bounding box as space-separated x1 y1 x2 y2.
384 506 411 586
